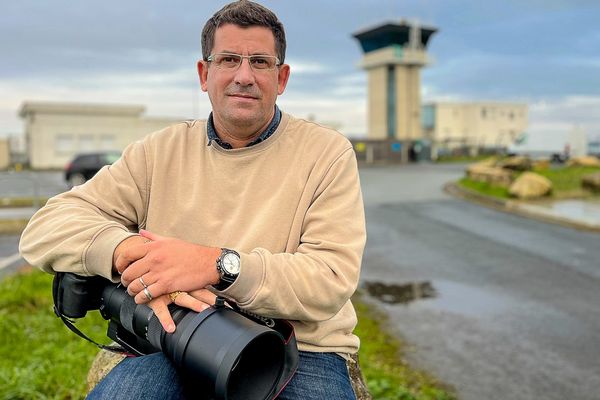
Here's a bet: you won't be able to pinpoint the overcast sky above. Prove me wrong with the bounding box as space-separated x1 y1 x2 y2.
2 0 599 141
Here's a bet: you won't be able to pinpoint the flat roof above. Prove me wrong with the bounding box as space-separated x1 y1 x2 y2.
353 21 438 53
19 101 145 118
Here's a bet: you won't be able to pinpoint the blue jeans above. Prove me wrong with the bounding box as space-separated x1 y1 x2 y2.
87 351 356 400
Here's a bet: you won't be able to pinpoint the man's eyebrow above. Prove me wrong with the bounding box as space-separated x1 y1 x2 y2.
219 50 274 56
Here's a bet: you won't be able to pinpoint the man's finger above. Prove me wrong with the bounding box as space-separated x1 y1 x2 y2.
120 258 152 287
135 281 167 305
115 242 152 274
175 292 211 313
149 299 176 333
188 288 218 305
140 229 166 242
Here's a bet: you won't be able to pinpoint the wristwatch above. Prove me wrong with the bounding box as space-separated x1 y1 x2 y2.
214 248 241 290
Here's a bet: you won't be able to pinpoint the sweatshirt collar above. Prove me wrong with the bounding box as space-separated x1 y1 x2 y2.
207 105 281 149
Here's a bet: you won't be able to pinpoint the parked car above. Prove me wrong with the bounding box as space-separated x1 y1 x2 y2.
65 151 121 187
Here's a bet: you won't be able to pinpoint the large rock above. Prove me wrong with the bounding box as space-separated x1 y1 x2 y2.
567 156 600 167
466 165 513 188
509 172 553 199
582 172 600 193
497 156 532 171
87 348 126 392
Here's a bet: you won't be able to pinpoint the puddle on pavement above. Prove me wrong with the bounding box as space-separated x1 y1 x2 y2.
363 281 437 304
364 280 521 318
520 199 600 225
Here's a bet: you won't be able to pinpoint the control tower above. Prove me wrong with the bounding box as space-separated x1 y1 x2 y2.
353 20 437 141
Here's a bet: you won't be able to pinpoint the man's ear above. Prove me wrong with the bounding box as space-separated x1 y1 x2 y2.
277 64 291 95
197 60 209 92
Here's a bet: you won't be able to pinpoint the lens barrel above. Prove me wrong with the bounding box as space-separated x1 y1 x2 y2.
101 285 285 400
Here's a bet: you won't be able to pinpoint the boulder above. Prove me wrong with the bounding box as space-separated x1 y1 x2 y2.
497 156 532 171
582 172 600 193
567 156 600 167
471 156 498 168
509 172 553 199
87 348 127 392
466 165 512 188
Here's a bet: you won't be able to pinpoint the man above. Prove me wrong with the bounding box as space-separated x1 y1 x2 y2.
19 1 366 399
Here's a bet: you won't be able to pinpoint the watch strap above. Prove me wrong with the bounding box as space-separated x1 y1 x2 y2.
214 248 240 291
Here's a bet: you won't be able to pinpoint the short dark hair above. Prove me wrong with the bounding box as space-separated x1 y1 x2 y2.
201 0 286 63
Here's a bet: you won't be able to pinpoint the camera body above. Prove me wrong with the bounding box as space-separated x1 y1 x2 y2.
53 272 295 400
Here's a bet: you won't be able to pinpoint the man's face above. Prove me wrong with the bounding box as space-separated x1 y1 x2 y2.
198 24 290 135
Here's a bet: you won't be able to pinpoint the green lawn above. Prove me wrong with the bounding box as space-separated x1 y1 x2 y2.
353 294 456 400
0 268 455 400
533 166 600 194
0 267 107 399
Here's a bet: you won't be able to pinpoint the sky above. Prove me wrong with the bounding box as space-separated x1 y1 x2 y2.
2 0 599 143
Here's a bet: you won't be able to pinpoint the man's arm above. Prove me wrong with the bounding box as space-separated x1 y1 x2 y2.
19 139 150 281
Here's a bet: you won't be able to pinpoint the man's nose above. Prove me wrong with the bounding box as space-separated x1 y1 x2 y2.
233 58 256 86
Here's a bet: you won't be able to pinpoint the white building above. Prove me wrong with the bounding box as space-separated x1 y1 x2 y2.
19 101 182 169
422 101 528 157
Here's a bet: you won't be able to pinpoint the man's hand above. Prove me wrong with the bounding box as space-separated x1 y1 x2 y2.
148 289 217 333
113 235 152 274
120 229 222 304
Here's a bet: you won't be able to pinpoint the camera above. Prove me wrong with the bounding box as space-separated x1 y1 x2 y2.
53 272 296 400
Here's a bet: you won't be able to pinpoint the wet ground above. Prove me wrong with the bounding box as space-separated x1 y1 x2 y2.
517 198 600 227
359 163 600 400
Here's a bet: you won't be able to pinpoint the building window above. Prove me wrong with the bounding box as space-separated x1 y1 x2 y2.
55 135 75 155
100 135 117 151
508 111 515 120
481 108 487 119
79 135 95 152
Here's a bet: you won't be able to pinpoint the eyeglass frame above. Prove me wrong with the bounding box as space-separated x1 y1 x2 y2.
206 52 282 71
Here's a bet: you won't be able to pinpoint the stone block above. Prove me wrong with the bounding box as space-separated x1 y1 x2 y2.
497 156 532 171
466 165 513 188
582 172 600 193
567 156 600 167
509 172 553 199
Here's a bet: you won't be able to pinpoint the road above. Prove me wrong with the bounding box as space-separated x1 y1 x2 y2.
359 163 600 400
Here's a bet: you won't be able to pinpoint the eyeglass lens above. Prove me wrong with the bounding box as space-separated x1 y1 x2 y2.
210 53 278 70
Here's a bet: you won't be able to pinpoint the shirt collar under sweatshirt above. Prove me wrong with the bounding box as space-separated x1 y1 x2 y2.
206 105 282 149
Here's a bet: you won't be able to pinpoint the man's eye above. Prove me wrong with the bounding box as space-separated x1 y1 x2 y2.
251 57 268 65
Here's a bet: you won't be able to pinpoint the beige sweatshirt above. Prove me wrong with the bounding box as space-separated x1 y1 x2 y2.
19 112 366 355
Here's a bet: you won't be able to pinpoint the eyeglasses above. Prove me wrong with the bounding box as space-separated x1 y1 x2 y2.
207 53 281 71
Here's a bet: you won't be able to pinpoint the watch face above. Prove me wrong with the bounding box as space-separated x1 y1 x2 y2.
223 252 240 275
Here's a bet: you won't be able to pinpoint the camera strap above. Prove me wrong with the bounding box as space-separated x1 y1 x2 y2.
224 299 299 399
52 272 127 354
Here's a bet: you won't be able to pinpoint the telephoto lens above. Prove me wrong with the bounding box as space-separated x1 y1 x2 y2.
101 284 286 400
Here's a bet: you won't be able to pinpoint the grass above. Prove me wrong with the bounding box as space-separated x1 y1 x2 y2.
0 197 49 208
0 267 107 400
435 154 492 164
533 166 600 195
353 293 456 400
0 268 455 400
458 177 511 199
0 219 29 235
458 165 600 201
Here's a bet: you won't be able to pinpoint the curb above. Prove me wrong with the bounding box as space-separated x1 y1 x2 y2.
444 182 600 233
0 253 26 279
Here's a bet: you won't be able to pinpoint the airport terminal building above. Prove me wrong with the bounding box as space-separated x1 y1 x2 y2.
19 102 180 169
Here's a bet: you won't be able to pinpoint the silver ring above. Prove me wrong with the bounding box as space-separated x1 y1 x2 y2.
143 287 153 301
139 276 148 288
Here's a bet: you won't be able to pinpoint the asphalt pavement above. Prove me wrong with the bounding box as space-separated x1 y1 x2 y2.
359 163 600 400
